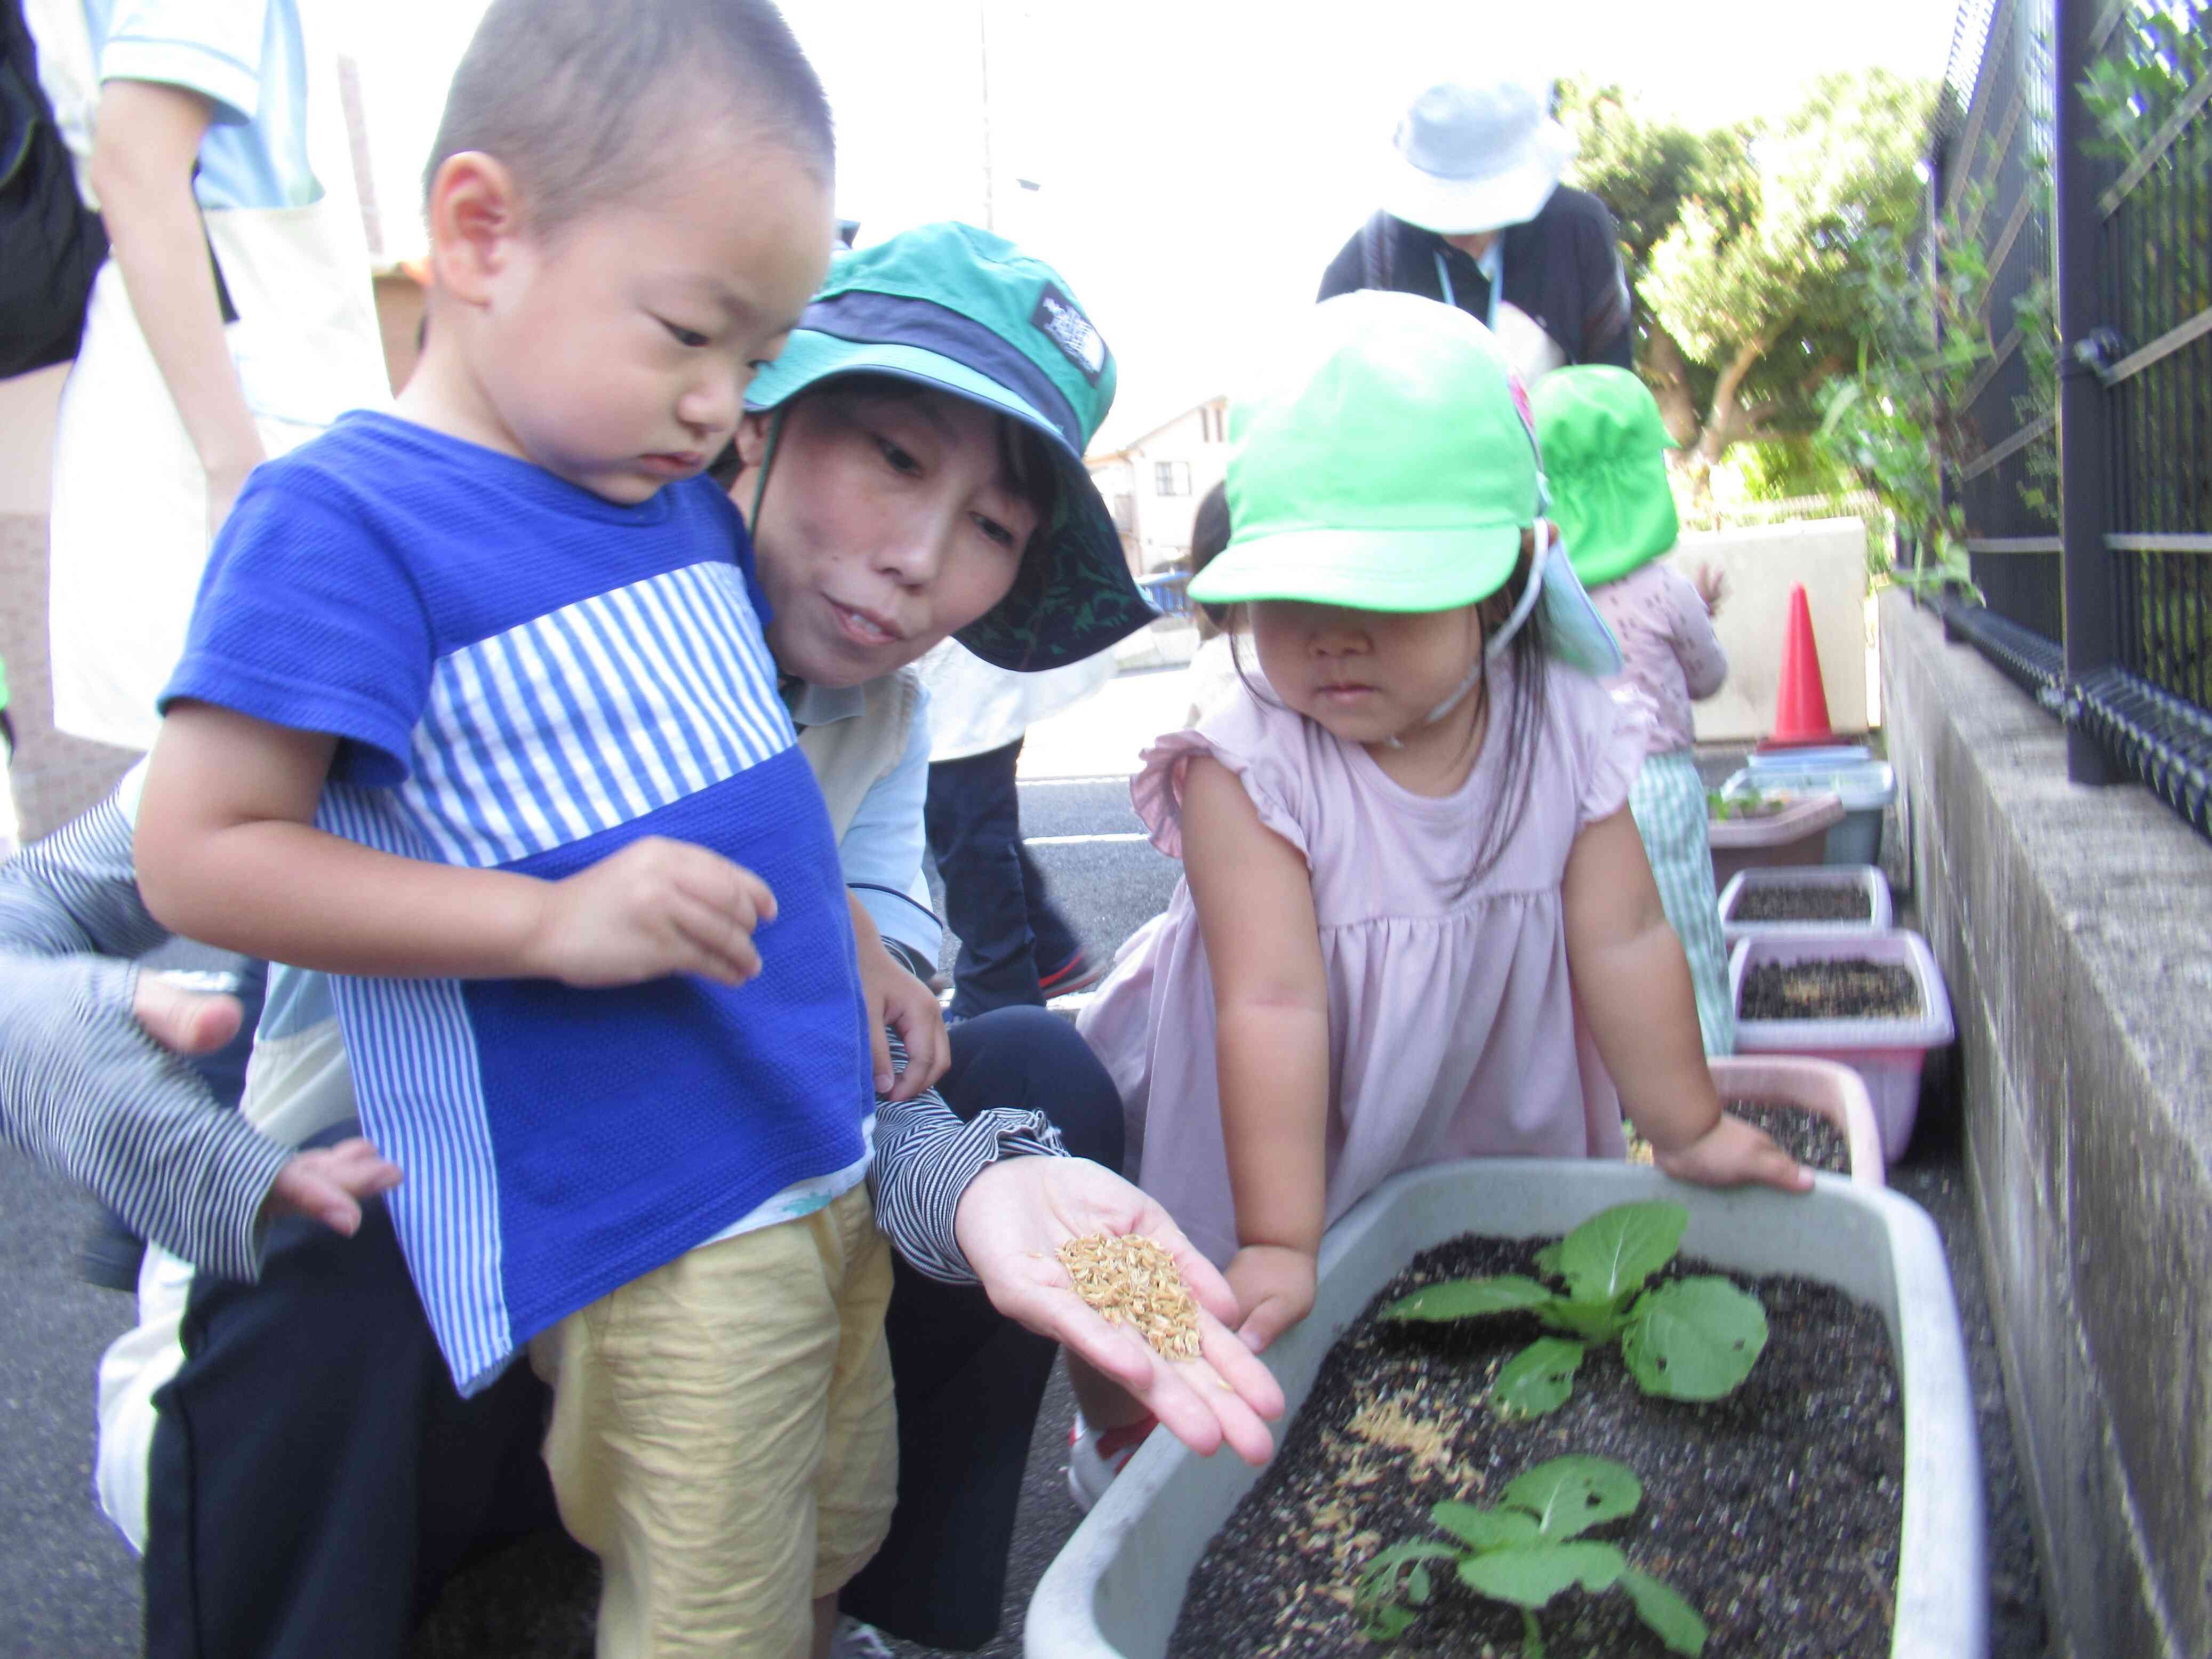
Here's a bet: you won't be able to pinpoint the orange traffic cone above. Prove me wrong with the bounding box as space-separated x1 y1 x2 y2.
1761 584 1837 750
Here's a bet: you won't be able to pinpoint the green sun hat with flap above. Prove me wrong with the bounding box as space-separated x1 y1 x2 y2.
1190 291 1620 675
744 222 1152 671
1530 365 1682 589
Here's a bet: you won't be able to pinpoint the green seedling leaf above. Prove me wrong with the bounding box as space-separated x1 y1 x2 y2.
1382 1275 1553 1323
1501 1455 1642 1541
1550 1201 1688 1304
1620 1567 1711 1655
1352 1540 1456 1639
1490 1337 1586 1418
1622 1276 1769 1401
1358 1601 1418 1641
1457 1540 1625 1607
1535 1293 1633 1343
1521 1607 1548 1658
1430 1500 1540 1553
1533 1239 1565 1278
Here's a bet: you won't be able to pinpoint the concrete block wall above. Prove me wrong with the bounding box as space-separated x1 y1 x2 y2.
1880 591 2212 1659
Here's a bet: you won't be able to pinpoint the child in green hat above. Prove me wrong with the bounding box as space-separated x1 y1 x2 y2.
1533 365 1735 1055
1068 293 1806 1504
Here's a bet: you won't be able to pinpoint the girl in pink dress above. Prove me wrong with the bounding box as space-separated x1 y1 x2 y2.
1067 293 1808 1504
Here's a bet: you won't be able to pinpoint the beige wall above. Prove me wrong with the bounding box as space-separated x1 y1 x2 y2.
1662 517 1873 744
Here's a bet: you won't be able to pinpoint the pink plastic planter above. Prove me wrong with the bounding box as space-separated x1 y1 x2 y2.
1718 863 1895 948
1730 929 1957 1161
1708 791 1846 892
1710 1054 1888 1183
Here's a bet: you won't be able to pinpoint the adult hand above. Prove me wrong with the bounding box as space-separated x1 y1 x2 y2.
1691 561 1728 616
260 1139 403 1234
203 451 261 543
854 935 948 1102
131 969 244 1057
1223 1243 1317 1354
133 970 405 1232
953 1156 1284 1464
1653 1110 1810 1195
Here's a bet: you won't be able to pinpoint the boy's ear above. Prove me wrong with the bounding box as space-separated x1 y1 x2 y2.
426 151 528 306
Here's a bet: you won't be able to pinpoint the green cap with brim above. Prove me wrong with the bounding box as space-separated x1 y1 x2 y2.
1531 365 1681 589
1190 291 1620 676
745 222 1153 671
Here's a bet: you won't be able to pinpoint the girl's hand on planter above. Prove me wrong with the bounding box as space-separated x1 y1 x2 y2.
953 1156 1285 1464
1654 1110 1813 1194
1224 1244 1317 1353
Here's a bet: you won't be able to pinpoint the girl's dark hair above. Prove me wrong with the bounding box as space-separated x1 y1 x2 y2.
1227 532 1550 893
426 0 833 236
1187 479 1231 637
710 373 1061 550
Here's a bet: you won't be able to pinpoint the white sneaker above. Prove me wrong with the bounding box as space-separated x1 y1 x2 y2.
827 1616 896 1659
1065 1409 1159 1512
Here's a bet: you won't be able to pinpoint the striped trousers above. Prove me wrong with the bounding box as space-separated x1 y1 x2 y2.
1627 748 1736 1057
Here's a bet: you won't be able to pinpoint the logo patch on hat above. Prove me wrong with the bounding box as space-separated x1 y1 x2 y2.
1031 284 1107 385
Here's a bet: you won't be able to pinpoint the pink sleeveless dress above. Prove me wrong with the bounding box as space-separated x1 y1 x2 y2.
1076 659 1647 1267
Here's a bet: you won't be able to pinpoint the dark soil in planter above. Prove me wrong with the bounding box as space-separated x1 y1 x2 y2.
1727 1100 1852 1174
1170 1236 1901 1659
1731 883 1873 923
1741 959 1920 1021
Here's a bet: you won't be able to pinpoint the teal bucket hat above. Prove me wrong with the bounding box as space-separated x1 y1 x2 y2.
744 222 1153 672
1530 365 1681 589
1190 291 1620 676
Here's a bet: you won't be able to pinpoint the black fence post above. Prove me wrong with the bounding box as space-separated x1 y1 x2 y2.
2053 0 2120 784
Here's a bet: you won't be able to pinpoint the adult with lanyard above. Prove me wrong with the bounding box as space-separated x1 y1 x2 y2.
10 222 1280 1659
1317 67 1636 376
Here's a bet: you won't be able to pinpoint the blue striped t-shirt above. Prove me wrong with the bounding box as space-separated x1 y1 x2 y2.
163 411 875 1393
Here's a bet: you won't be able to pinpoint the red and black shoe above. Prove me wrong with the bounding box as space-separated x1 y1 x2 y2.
1038 948 1105 998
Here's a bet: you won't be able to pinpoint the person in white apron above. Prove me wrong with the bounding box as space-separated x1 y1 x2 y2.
33 0 388 752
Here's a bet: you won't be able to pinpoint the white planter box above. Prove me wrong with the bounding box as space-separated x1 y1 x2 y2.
1718 863 1895 948
1710 1053 1888 1184
1028 1161 1983 1659
1731 929 1957 1160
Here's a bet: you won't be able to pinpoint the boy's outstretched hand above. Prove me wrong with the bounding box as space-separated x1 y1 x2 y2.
1654 1110 1812 1193
953 1156 1284 1466
527 837 777 988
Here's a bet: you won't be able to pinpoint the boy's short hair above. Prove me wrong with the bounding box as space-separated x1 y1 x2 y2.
426 0 834 236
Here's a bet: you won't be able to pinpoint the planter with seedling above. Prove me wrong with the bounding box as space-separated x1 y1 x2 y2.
1028 1161 1982 1659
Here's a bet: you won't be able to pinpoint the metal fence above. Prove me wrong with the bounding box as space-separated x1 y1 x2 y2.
1932 0 2212 835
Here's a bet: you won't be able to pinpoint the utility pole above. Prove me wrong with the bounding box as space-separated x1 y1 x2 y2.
977 0 996 231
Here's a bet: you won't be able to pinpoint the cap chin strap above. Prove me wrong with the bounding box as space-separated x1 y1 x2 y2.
748 408 790 525
1381 525 1550 749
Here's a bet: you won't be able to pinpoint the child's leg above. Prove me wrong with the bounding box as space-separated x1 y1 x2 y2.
532 1186 894 1659
1629 749 1737 1056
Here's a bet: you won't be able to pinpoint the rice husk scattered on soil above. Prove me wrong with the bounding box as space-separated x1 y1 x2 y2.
1741 958 1920 1021
1732 883 1874 923
1059 1233 1202 1360
1169 1234 1902 1659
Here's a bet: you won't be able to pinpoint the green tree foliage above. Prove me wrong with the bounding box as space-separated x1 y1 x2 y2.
1564 73 1936 487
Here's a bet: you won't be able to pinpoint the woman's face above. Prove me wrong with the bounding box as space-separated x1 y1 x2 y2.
737 383 1041 688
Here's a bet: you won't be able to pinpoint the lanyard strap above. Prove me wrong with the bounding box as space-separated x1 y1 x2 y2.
1432 242 1503 332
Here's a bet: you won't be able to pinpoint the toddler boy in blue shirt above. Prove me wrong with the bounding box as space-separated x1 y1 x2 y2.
134 2 896 1652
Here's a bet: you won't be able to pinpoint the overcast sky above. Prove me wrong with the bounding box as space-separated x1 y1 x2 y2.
339 0 1961 450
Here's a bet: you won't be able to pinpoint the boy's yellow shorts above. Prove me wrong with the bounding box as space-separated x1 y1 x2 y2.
532 1182 897 1658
